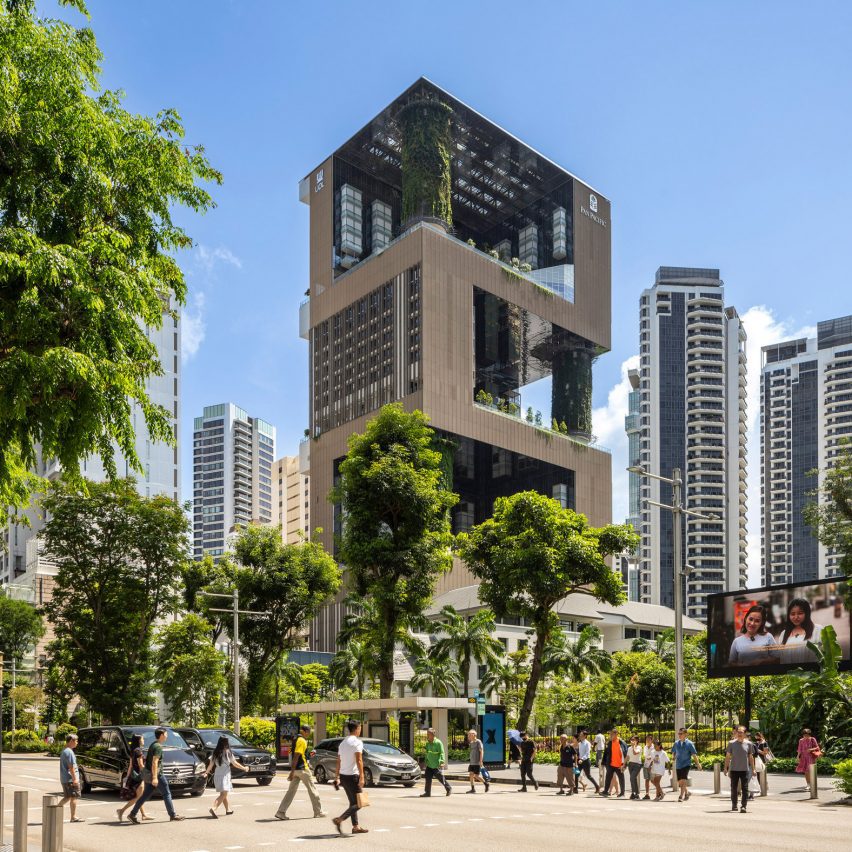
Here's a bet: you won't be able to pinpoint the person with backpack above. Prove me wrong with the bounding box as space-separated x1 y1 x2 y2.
518 730 538 792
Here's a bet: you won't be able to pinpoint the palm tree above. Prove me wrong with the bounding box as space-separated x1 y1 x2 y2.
328 639 374 699
432 605 503 696
479 648 529 723
542 624 611 681
336 594 425 692
408 654 461 698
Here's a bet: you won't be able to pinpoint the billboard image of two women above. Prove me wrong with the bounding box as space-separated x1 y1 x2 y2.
707 577 850 677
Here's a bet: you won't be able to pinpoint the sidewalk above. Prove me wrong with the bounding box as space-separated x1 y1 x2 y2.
445 760 845 801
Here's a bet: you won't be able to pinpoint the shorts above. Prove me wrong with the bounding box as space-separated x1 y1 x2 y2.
676 767 690 781
468 764 482 775
643 766 652 780
61 782 80 798
595 752 603 766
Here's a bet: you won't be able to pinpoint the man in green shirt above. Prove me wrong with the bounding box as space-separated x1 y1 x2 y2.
421 728 452 797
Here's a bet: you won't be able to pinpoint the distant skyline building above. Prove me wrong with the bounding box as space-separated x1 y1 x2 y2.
760 314 852 585
273 454 310 544
0 314 181 585
192 403 275 561
637 267 747 620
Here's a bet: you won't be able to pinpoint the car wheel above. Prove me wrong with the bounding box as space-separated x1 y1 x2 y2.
80 771 92 795
190 788 205 797
256 776 273 786
315 765 328 785
364 768 374 788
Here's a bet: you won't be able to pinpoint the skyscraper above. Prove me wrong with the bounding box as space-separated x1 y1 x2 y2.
637 267 747 620
300 78 613 651
192 404 276 561
760 315 852 585
273 454 310 544
0 315 181 585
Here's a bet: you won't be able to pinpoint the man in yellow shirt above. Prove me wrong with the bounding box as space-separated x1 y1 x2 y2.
275 724 326 820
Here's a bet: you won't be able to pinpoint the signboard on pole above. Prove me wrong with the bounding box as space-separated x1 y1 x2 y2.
480 705 506 769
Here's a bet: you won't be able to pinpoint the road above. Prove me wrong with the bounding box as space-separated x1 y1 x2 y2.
2 756 850 851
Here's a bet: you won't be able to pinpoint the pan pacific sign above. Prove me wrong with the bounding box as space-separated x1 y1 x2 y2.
580 192 607 228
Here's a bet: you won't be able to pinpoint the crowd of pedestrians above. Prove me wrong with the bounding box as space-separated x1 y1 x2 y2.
53 720 809 835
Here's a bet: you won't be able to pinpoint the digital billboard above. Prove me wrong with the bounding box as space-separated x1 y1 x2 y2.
707 577 850 678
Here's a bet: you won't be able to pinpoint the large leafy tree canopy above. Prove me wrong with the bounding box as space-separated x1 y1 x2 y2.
217 525 342 711
0 595 44 665
0 0 221 509
330 403 457 697
41 478 189 723
458 490 638 730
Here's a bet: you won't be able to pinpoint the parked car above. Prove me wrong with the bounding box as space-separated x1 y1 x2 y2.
75 725 207 797
309 738 420 787
175 727 277 786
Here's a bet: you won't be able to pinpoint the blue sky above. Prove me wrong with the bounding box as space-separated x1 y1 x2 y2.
46 1 852 580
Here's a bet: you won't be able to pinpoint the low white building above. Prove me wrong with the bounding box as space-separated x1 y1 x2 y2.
423 584 704 694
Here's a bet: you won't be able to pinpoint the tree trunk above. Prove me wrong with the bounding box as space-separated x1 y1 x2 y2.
517 623 548 731
462 652 470 698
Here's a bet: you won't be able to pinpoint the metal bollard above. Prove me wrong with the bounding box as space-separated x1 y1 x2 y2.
808 764 818 799
1 786 4 844
41 794 64 852
759 770 768 797
13 789 28 852
713 762 721 794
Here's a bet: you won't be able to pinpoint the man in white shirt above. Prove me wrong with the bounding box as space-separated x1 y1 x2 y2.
333 720 368 835
576 730 601 794
593 730 606 785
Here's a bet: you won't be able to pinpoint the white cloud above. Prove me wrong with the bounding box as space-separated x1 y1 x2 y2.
740 306 815 585
593 355 640 526
196 244 242 271
181 291 206 362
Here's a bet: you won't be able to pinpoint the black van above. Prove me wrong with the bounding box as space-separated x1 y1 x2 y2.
75 725 207 797
175 727 277 786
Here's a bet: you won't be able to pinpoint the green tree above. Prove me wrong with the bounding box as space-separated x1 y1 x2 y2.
0 1 221 510
542 624 611 682
457 490 637 730
805 438 852 577
408 654 460 698
41 478 189 722
0 596 44 666
479 648 530 724
328 639 375 699
330 403 457 697
432 605 503 697
155 614 226 726
220 525 341 711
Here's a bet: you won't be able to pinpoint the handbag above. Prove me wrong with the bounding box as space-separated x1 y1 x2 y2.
356 790 371 808
754 756 765 773
119 781 136 801
749 774 760 794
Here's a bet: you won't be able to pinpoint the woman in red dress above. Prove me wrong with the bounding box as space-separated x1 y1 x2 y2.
795 728 820 776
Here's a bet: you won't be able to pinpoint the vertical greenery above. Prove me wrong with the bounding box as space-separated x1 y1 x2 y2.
552 346 594 436
0 1 221 510
330 403 457 697
398 98 453 227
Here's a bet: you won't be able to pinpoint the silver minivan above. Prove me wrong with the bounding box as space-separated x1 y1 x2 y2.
309 737 421 787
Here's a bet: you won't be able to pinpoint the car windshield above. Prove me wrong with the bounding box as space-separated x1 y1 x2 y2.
364 742 405 756
199 730 250 749
122 727 189 750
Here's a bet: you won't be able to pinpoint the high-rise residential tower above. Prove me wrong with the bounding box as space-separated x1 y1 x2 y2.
637 267 747 620
192 404 276 561
0 315 181 585
273 454 310 544
760 315 852 585
300 78 613 651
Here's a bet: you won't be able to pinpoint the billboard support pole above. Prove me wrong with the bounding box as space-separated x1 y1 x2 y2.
743 676 751 728
672 467 685 735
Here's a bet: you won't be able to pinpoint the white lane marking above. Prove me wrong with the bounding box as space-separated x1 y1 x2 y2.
374 828 390 832
20 774 55 781
446 819 463 823
468 817 484 821
224 847 244 850
490 815 506 819
258 844 276 847
400 825 416 829
423 822 440 826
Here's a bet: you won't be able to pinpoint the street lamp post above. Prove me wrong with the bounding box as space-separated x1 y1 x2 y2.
628 465 718 733
199 590 272 736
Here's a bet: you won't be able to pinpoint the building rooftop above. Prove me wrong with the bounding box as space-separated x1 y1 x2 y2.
309 77 606 239
655 266 721 285
426 584 705 632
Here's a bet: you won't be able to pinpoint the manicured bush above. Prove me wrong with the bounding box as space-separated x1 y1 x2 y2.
55 722 78 740
832 758 852 796
3 729 45 753
237 717 275 749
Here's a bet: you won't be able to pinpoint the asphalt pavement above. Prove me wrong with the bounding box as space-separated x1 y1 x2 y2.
1 755 850 851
